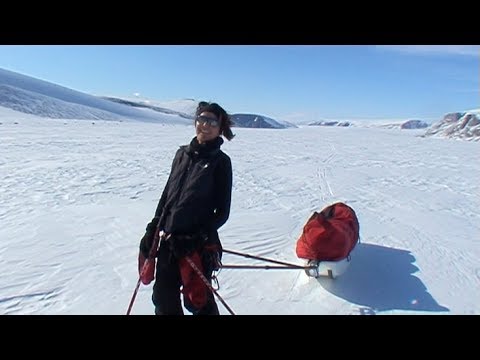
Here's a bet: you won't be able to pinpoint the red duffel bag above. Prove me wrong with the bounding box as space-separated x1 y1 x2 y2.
296 202 360 262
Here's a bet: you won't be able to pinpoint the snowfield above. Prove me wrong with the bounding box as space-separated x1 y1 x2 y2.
1 113 478 315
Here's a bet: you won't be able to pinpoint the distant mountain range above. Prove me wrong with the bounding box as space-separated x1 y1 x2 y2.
305 115 480 141
307 119 429 130
0 67 291 129
100 97 296 129
0 67 477 139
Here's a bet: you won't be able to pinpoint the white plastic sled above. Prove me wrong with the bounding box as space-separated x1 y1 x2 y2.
304 246 356 279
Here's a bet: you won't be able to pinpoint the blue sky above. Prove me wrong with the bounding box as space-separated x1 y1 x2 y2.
0 45 478 122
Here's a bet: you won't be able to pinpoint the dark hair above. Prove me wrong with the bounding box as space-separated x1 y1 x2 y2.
196 101 235 141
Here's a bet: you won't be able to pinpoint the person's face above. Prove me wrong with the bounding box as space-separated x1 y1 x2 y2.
195 111 221 144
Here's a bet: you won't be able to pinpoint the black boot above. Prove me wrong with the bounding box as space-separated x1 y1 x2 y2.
194 296 219 315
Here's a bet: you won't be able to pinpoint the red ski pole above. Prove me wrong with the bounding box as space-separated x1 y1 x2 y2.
126 277 142 315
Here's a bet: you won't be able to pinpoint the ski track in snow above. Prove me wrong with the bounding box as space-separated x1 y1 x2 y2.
0 120 479 314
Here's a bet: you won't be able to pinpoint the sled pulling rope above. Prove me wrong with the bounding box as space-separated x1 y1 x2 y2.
222 248 318 272
183 248 318 315
221 264 312 270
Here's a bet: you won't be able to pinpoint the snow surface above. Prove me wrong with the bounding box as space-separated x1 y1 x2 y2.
1 108 479 315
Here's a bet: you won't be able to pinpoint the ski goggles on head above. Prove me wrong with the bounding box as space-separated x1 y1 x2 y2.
196 115 220 128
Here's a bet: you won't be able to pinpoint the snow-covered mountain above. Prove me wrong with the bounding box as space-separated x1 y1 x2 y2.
400 120 429 129
375 120 430 130
423 110 480 141
0 68 190 124
230 113 297 129
100 96 193 120
118 97 199 117
308 120 351 127
104 96 298 129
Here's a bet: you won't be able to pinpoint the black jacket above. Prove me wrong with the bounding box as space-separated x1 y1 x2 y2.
148 136 232 245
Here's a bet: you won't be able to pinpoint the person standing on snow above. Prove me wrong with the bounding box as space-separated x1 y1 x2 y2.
138 101 234 315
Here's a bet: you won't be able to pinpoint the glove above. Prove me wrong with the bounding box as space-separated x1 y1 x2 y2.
167 233 206 259
202 244 222 273
139 217 159 258
138 252 156 285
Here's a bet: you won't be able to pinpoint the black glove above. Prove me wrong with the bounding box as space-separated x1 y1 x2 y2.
167 233 206 259
139 217 159 258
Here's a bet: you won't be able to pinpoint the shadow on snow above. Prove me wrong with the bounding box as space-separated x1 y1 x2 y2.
317 242 449 314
